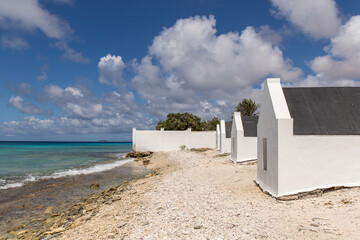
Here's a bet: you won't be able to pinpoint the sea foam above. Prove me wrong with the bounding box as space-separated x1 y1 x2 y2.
0 158 132 190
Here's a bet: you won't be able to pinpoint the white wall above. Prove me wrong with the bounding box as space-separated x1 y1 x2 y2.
220 120 231 153
230 112 257 162
256 78 288 197
216 124 220 150
257 78 360 197
280 134 360 196
133 128 216 152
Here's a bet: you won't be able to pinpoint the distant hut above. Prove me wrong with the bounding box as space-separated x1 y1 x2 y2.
230 112 258 162
220 120 232 153
257 78 360 197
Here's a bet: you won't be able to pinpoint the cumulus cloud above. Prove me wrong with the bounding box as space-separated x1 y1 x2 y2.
45 0 74 6
55 41 90 64
131 15 301 119
8 96 43 114
1 84 154 137
38 71 48 81
14 82 33 95
98 54 125 86
308 16 360 81
1 15 305 138
0 0 72 39
270 0 341 39
258 25 282 46
1 35 30 50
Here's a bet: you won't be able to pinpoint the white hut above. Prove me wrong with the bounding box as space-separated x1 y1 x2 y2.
216 124 220 150
220 120 232 153
257 78 360 197
230 112 258 162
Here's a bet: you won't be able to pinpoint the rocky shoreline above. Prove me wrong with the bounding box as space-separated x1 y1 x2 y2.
0 152 155 240
4 150 360 239
58 149 360 240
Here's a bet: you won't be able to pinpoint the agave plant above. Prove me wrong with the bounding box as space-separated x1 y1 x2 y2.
235 98 259 116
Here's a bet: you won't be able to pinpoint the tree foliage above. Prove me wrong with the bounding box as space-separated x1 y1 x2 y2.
156 113 219 131
201 117 220 131
235 98 259 116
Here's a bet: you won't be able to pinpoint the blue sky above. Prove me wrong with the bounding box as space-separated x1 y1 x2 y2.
1 0 360 141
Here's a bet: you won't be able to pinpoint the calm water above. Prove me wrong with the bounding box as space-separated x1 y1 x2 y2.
0 142 132 189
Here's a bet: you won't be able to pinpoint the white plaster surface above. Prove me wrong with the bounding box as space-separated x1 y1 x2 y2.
216 124 220 150
257 78 360 197
133 128 216 152
230 112 257 162
220 120 231 153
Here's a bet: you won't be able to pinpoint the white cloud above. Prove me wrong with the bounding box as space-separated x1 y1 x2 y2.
45 0 74 6
98 54 125 86
1 85 154 137
64 103 102 119
37 70 48 81
1 35 30 50
285 73 360 87
258 25 282 46
15 82 33 95
309 15 360 81
8 96 43 114
132 15 301 119
1 15 306 138
0 0 72 39
270 0 341 39
55 41 90 64
65 87 83 98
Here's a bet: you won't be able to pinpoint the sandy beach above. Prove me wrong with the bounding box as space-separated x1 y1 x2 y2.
56 149 360 240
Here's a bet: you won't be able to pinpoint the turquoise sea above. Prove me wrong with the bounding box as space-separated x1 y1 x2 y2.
0 142 133 189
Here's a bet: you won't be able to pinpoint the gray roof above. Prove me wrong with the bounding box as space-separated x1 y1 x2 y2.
225 121 232 138
283 87 360 135
241 116 258 137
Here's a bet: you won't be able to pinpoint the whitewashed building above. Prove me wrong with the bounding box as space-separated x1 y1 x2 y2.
216 124 221 150
230 112 258 162
257 78 360 197
220 120 232 153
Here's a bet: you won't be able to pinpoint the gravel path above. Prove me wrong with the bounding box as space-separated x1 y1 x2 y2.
60 150 360 240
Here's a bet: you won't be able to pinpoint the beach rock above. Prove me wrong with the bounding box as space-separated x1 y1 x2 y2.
241 227 250 234
44 206 54 214
194 225 203 229
70 217 84 229
117 222 127 228
44 227 66 235
90 183 100 189
0 235 9 240
142 160 150 166
111 197 122 202
107 234 116 239
15 229 31 236
126 151 153 158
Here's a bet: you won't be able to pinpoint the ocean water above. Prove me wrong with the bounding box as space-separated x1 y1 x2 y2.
0 142 133 189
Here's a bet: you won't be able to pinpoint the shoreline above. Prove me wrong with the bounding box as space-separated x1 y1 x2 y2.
0 159 152 239
59 149 360 240
3 150 360 239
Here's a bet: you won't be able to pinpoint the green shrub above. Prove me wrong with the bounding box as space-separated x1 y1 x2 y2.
156 113 219 131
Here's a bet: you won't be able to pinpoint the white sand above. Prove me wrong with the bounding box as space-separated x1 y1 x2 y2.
60 150 360 239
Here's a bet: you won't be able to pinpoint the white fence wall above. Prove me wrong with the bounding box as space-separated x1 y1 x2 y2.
133 128 216 152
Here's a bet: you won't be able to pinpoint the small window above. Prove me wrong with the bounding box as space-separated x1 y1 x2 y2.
263 138 267 171
232 137 235 153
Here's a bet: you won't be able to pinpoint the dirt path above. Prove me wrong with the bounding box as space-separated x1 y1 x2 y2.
59 150 360 240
